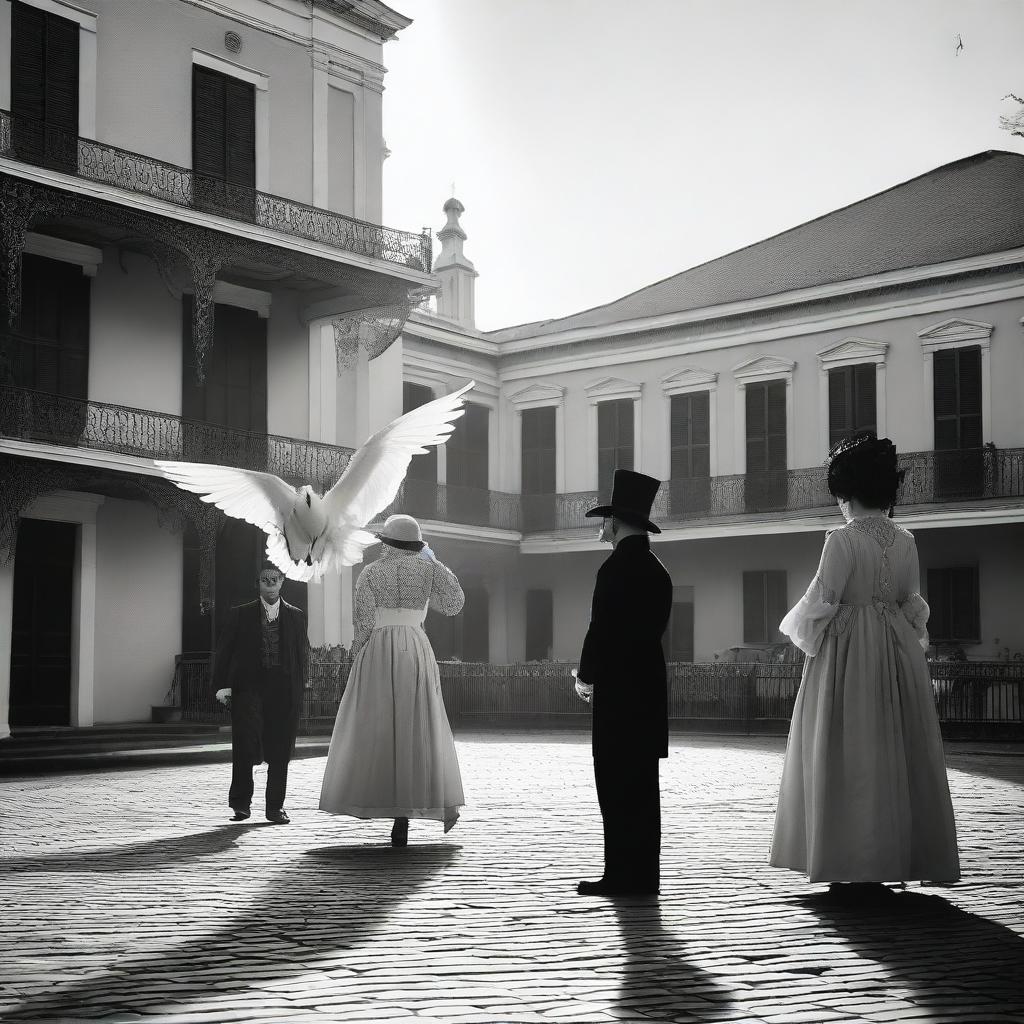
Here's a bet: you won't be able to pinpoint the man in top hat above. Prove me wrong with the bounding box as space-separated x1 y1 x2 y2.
213 561 309 824
575 469 673 896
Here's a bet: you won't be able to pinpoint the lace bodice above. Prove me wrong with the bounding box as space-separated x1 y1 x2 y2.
351 547 464 654
781 513 929 656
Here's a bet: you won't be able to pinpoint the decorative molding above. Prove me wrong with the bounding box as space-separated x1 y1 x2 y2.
14 0 97 31
585 376 643 403
918 317 994 353
213 281 271 318
24 232 102 276
660 366 718 395
509 383 565 407
816 337 888 367
191 48 269 90
732 355 796 384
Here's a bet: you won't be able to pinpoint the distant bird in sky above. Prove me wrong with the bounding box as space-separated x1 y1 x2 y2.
955 33 963 56
156 381 475 581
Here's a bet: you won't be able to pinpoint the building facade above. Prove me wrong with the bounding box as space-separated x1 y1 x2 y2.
0 0 431 736
391 153 1024 669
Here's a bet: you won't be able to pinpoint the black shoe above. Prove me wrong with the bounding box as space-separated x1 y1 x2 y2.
391 817 409 847
230 807 251 821
266 809 290 825
577 879 659 897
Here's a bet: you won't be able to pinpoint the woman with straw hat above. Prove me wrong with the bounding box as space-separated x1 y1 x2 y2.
319 514 466 845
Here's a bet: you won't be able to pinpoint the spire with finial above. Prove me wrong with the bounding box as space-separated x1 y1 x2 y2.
434 194 478 329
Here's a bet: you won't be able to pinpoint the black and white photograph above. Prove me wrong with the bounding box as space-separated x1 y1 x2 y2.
1 0 1023 1020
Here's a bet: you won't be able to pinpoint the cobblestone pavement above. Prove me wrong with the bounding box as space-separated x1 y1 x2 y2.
1 733 1022 1024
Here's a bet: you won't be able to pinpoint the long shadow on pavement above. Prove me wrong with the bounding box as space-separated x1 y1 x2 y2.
613 899 737 1020
0 824 261 872
3 842 457 1021
805 891 1024 1018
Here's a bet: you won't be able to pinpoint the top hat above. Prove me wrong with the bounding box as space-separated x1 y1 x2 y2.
376 513 426 552
585 469 662 534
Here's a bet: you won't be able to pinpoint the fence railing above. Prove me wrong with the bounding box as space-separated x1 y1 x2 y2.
168 656 1024 734
0 385 354 491
0 110 432 270
374 477 522 532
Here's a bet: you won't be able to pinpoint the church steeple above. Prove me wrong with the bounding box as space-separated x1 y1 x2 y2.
434 196 478 328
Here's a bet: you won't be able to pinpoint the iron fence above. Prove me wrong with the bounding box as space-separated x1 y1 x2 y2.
0 110 431 270
373 478 522 532
167 656 1024 734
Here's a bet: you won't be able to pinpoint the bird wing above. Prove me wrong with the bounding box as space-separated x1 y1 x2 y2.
154 460 298 533
322 380 475 531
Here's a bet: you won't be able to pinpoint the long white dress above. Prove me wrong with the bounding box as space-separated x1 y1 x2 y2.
769 512 960 883
319 546 466 830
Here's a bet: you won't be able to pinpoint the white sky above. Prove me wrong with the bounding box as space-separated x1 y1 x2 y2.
381 0 1024 333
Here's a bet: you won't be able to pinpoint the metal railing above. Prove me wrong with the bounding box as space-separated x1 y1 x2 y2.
0 110 432 270
375 477 522 531
0 384 354 490
169 656 1024 735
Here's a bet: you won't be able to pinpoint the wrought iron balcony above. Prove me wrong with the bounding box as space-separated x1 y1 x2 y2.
523 447 1024 532
0 111 432 271
376 478 522 532
0 385 354 490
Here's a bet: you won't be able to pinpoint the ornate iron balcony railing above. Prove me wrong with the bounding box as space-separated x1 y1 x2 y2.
0 111 432 271
0 385 354 491
374 477 522 532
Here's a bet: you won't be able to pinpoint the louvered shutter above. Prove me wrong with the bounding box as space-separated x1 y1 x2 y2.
43 13 78 131
525 589 553 661
742 572 765 644
690 391 710 476
669 586 695 662
598 399 634 498
193 66 226 180
765 381 786 471
521 406 555 494
828 367 850 448
957 347 982 449
225 77 256 187
11 2 46 166
933 350 958 450
462 585 489 662
745 384 767 472
853 364 876 435
766 571 788 642
670 394 691 477
403 382 438 481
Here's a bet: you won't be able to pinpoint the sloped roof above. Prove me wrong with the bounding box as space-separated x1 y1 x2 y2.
487 151 1024 342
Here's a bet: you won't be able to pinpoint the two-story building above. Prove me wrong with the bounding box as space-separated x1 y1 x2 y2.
389 152 1024 668
0 0 430 736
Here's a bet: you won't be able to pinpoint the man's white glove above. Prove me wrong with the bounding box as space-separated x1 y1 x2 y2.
571 670 593 704
215 688 232 706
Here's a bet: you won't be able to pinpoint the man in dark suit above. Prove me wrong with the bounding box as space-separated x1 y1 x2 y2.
213 562 309 824
576 470 673 896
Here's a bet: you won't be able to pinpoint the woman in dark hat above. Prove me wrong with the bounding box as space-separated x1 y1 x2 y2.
769 432 960 902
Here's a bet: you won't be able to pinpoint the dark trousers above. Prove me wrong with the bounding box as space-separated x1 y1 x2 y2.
594 753 661 888
228 670 293 812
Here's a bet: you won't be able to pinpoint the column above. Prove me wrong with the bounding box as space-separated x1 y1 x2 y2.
71 521 97 727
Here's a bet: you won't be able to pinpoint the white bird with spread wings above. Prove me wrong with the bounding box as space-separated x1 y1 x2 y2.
155 381 474 582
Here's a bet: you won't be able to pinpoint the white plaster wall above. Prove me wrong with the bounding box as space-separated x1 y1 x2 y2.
328 86 356 217
88 250 182 414
92 498 182 723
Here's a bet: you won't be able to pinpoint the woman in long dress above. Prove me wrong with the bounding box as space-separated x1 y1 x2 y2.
769 433 960 903
319 514 466 846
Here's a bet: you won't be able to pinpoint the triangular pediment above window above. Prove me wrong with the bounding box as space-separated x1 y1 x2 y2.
917 318 994 347
732 355 795 381
816 337 888 366
584 376 642 399
508 382 565 405
660 367 718 393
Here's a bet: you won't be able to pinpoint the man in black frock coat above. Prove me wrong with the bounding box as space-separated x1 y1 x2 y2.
213 563 309 824
576 470 673 896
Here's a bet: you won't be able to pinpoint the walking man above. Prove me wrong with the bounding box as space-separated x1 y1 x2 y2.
213 562 309 824
575 470 673 896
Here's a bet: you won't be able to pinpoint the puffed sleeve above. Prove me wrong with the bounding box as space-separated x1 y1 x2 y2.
900 538 930 650
428 559 465 616
779 529 852 658
351 566 376 657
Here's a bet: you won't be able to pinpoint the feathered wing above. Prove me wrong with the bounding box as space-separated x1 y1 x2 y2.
154 460 301 574
316 380 475 572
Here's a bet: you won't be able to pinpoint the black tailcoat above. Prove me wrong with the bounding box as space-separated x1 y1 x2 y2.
212 599 309 764
578 534 673 760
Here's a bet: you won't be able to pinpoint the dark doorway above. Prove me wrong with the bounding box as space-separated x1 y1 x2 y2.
10 518 76 727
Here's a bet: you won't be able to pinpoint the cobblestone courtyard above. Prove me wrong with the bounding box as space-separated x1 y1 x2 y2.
1 733 1022 1024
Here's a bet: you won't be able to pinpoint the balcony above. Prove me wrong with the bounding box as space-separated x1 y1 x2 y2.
0 111 432 271
0 385 353 490
379 478 521 532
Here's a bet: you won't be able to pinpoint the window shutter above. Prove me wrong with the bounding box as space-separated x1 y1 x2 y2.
828 367 850 447
525 589 553 661
192 66 226 180
669 588 694 662
742 571 765 644
853 363 876 434
957 348 983 449
462 585 489 662
521 406 555 495
225 77 256 188
933 350 958 450
765 381 787 470
43 12 79 132
403 383 438 483
11 3 47 126
745 384 766 472
766 571 788 642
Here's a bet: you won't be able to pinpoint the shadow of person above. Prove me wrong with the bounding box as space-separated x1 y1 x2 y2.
612 899 737 1020
804 890 1024 1016
4 843 458 1021
0 825 261 874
